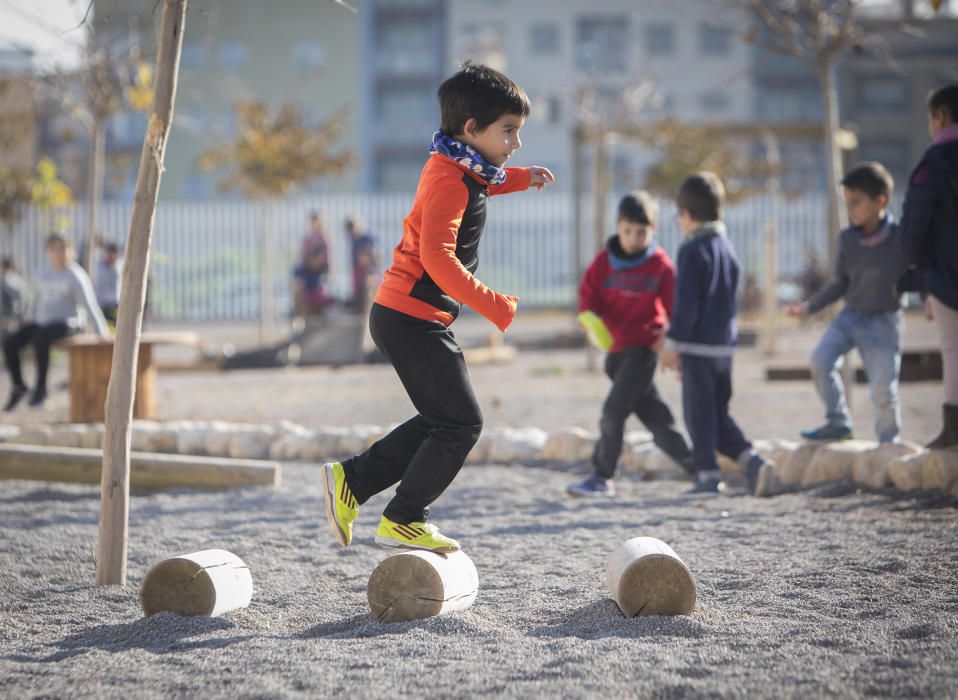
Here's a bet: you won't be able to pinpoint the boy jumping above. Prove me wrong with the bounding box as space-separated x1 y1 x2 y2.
660 172 773 497
322 63 554 553
787 162 906 444
568 190 693 497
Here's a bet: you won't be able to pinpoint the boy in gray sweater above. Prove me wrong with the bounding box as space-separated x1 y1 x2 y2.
786 162 907 443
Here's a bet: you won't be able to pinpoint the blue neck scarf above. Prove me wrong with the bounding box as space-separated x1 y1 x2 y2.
430 130 506 185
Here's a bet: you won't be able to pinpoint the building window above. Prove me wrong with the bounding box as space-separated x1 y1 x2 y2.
699 23 729 55
576 16 629 73
377 20 437 75
218 39 249 69
459 22 506 71
293 41 325 70
860 76 908 111
529 23 559 55
180 40 206 69
700 91 730 112
376 86 436 143
759 87 821 121
644 22 675 56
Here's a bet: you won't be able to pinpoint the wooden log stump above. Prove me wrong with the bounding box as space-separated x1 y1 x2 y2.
367 550 478 624
140 549 252 617
607 537 696 617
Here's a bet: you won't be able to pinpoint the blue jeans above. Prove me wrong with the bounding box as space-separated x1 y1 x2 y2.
810 309 902 443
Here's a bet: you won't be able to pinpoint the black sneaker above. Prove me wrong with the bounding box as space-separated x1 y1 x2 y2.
28 387 47 407
684 473 722 498
745 454 775 497
800 424 853 441
4 385 28 412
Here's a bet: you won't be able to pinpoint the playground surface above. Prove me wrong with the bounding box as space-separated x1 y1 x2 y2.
1 462 957 698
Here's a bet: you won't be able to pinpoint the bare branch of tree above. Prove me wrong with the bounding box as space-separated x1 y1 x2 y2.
65 0 95 33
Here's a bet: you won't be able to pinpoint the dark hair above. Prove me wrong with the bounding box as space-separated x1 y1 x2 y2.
46 233 68 248
103 242 119 255
928 84 958 122
0 257 12 271
676 172 725 222
617 190 659 228
438 62 531 135
841 161 893 200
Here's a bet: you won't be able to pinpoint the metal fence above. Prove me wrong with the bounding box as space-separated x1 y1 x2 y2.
2 192 839 322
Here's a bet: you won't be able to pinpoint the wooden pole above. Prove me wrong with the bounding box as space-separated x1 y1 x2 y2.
85 115 105 277
97 0 187 586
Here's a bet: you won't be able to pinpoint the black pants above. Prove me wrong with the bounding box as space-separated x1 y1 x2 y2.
3 322 74 392
681 354 751 474
342 304 482 524
593 346 693 478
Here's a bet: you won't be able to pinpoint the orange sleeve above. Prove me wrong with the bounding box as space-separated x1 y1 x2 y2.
487 167 532 196
419 179 518 332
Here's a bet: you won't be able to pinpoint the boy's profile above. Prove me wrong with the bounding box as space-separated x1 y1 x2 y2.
321 63 554 553
786 162 906 444
661 172 773 497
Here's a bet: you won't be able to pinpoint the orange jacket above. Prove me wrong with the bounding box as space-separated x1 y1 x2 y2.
374 153 532 331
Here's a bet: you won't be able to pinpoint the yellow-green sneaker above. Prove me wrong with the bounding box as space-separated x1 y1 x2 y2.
374 517 460 553
322 462 358 548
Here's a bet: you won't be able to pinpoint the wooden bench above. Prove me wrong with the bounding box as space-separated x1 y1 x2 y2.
61 331 200 423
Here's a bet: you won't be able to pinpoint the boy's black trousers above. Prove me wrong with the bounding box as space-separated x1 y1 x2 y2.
680 354 752 474
593 346 693 478
342 303 482 524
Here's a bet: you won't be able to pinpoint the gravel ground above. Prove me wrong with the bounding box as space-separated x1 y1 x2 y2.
2 462 957 698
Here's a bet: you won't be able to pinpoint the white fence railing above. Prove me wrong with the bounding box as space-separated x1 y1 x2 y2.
1 192 836 322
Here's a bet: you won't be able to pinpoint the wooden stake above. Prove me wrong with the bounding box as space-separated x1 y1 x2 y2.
97 0 188 586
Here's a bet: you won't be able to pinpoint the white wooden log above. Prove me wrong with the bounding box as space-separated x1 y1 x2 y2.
140 549 252 617
779 442 824 487
851 442 921 489
607 537 696 617
888 452 931 492
49 425 87 449
922 450 958 493
542 427 594 462
620 444 656 475
803 440 877 486
367 550 479 624
14 426 52 446
0 444 280 489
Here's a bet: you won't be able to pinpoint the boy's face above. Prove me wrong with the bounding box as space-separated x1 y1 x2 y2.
928 108 952 139
617 218 655 255
46 242 68 268
843 187 887 229
677 208 697 236
459 113 524 168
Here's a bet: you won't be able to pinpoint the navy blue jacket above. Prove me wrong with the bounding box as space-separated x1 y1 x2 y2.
665 222 739 356
901 135 958 310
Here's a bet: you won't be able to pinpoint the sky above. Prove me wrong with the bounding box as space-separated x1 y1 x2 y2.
0 0 89 70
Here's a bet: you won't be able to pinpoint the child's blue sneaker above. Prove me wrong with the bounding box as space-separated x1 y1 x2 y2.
800 425 853 441
567 474 616 498
684 472 722 498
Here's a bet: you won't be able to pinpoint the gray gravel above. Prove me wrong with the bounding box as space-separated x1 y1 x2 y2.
2 463 957 699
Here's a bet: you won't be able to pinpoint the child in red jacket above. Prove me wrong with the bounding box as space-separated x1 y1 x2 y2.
568 191 693 497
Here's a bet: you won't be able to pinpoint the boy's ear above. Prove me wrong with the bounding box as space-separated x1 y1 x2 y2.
877 193 889 209
462 117 479 137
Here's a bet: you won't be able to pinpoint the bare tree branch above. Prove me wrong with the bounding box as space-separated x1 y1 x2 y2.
65 0 95 33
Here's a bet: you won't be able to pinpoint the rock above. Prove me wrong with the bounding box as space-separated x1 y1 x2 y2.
779 442 823 487
888 452 931 492
14 425 52 446
623 430 653 448
620 444 656 475
922 450 958 493
0 425 21 442
177 422 213 455
542 427 594 462
228 427 276 460
268 423 312 461
203 421 241 456
485 427 547 463
131 420 162 452
644 447 685 474
465 433 490 464
852 442 922 489
336 424 383 456
803 440 878 486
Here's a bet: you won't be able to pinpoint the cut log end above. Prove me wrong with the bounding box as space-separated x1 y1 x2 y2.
607 537 696 618
367 550 478 624
139 549 252 617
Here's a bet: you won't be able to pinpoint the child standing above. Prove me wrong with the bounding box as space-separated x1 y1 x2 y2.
322 64 554 553
901 84 958 448
567 191 693 497
660 172 773 497
786 162 906 444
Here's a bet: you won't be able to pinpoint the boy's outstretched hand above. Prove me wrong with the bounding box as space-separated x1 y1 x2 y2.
659 347 681 378
530 166 555 191
784 301 809 317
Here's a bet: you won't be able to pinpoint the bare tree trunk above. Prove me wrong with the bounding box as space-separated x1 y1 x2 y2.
85 115 105 278
96 0 187 587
